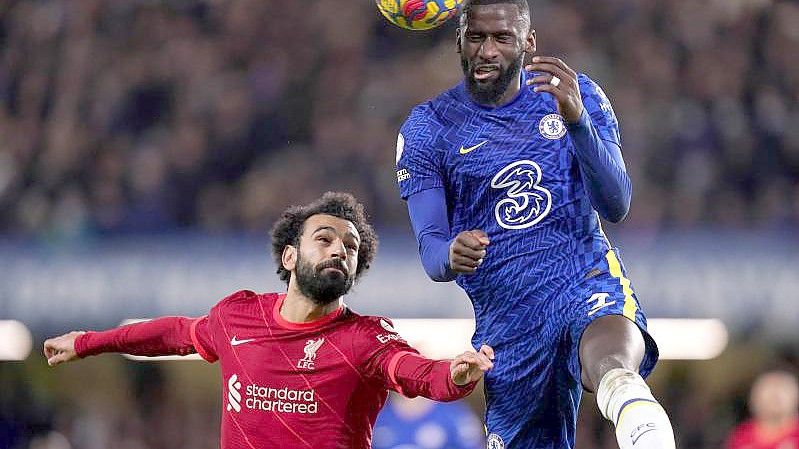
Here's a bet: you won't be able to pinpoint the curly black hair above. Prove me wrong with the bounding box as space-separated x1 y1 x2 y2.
270 192 378 285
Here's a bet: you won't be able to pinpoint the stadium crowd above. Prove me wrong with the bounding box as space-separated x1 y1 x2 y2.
1 0 798 238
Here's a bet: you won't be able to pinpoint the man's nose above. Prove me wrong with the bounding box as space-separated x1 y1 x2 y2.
478 37 499 59
330 239 347 260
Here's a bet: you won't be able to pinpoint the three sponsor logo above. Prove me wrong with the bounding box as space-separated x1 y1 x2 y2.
491 160 552 230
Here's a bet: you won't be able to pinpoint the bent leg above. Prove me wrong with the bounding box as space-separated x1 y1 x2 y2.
579 315 675 449
580 314 645 392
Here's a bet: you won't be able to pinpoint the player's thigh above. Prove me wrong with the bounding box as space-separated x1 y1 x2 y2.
565 263 659 392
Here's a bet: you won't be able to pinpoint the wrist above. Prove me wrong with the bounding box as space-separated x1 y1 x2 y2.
566 107 590 128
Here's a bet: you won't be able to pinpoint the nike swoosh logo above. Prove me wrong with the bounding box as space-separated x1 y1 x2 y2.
230 336 256 346
459 140 488 155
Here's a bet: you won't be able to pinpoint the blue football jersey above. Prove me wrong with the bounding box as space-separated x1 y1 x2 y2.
396 73 622 347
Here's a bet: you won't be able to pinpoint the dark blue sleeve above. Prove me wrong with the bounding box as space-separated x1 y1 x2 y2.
406 188 457 282
568 77 631 223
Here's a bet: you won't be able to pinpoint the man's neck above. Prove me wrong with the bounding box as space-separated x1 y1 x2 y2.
281 284 341 323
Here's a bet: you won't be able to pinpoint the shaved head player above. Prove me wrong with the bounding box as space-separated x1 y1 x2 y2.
45 192 494 449
394 1 676 448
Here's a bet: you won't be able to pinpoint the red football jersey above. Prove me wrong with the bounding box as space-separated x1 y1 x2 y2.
185 290 467 449
727 420 799 449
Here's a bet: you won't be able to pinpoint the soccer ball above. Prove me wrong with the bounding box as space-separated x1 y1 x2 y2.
376 0 464 30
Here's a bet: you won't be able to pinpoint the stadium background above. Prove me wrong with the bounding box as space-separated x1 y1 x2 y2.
1 0 798 448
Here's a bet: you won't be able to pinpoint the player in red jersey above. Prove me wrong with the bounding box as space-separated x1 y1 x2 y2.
43 192 494 449
726 370 799 449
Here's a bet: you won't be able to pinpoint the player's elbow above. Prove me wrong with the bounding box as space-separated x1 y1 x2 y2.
600 197 630 223
423 264 458 282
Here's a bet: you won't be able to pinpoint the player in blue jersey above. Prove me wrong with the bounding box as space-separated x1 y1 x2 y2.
394 1 677 448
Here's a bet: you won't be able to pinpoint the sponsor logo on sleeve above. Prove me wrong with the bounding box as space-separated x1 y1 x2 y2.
395 133 405 164
396 168 411 182
376 319 405 344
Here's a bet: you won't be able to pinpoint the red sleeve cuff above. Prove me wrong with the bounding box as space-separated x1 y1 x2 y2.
448 375 478 396
74 332 91 358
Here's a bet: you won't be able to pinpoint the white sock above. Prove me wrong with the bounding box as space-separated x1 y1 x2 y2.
596 368 676 449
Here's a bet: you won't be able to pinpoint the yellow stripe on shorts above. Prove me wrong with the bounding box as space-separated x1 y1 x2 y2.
605 250 638 321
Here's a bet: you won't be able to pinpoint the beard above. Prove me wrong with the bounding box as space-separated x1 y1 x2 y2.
294 253 354 306
462 52 524 105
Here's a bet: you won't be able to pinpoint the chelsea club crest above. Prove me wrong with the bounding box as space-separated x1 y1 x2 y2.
538 114 566 140
487 433 505 449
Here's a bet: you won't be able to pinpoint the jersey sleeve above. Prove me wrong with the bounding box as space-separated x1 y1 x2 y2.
358 317 476 401
577 74 621 147
75 316 201 358
395 105 446 200
190 289 259 363
189 315 218 362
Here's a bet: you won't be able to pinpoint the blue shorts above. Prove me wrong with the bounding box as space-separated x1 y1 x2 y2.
483 249 659 449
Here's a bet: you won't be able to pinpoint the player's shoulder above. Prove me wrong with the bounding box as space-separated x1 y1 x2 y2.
346 313 406 345
402 85 460 129
577 73 613 115
212 289 274 312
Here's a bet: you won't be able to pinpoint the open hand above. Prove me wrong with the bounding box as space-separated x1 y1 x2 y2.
449 230 490 274
525 56 583 123
450 344 495 385
43 331 85 366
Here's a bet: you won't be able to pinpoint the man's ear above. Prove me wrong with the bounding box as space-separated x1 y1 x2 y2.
525 29 536 54
282 245 297 272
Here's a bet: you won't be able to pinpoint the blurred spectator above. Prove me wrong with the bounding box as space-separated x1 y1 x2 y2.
726 370 799 449
372 393 484 449
0 0 798 237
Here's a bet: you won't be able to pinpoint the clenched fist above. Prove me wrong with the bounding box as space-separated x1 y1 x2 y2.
43 331 85 366
449 230 490 274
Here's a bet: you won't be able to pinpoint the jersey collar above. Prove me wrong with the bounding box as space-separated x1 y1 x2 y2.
272 293 346 330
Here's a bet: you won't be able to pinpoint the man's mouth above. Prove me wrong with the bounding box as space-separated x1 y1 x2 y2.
318 261 348 277
473 64 500 81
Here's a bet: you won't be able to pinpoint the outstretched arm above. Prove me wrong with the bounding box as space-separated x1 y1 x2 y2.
44 316 203 366
379 345 494 402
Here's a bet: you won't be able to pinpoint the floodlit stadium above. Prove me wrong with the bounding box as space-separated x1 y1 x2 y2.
1 1 799 449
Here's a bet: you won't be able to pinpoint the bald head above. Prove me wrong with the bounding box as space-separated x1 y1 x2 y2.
750 370 799 424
